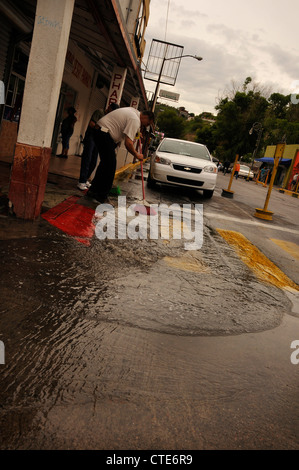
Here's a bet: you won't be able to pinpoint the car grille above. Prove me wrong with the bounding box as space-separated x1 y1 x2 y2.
167 176 204 186
172 164 202 174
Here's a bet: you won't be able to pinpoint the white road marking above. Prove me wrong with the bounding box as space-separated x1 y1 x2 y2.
204 212 299 235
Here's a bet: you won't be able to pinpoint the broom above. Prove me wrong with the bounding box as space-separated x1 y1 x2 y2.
109 185 121 195
133 140 157 216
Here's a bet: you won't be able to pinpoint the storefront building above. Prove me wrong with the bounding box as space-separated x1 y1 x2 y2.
0 0 150 219
262 144 299 189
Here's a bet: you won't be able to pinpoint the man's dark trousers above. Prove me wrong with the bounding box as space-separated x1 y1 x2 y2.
88 129 117 201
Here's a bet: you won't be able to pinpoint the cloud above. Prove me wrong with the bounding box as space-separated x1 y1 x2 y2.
208 23 244 43
260 43 299 80
150 32 256 113
144 0 299 114
167 1 208 21
148 0 208 40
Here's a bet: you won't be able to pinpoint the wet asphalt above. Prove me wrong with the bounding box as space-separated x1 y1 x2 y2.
0 163 298 450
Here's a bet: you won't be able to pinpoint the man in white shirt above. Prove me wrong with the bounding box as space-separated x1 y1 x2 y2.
77 103 120 191
86 107 154 203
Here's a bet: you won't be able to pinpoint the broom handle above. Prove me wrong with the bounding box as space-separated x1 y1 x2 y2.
138 139 146 201
141 161 146 200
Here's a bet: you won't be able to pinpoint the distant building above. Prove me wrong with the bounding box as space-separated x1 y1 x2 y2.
178 107 189 118
199 112 216 125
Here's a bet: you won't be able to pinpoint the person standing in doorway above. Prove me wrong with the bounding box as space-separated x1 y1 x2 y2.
57 106 77 158
86 107 155 204
77 104 119 191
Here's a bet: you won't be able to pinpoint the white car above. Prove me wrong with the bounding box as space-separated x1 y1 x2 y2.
238 164 254 180
147 138 217 198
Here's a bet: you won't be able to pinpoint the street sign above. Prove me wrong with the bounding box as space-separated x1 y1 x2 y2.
159 89 180 102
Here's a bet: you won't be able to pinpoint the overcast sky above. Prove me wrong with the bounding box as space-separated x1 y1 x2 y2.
142 0 299 115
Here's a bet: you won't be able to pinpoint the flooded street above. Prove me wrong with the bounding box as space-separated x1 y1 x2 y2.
0 168 299 449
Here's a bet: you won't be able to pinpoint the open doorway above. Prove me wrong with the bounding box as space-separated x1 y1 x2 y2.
51 83 77 156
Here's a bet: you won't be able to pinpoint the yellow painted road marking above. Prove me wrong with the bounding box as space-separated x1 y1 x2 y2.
160 218 192 239
163 253 209 273
270 239 299 262
217 229 299 291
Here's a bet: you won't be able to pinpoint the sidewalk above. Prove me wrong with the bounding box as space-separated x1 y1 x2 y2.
0 154 144 219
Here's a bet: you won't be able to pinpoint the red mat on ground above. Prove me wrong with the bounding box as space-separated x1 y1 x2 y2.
42 196 95 246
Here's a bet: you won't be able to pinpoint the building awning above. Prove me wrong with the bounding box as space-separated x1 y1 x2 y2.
10 0 148 109
255 158 292 165
71 0 148 109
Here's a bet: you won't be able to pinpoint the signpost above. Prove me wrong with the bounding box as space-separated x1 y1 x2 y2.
221 155 240 198
144 39 202 111
254 143 285 220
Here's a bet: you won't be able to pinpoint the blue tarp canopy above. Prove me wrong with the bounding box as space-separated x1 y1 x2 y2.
255 157 292 165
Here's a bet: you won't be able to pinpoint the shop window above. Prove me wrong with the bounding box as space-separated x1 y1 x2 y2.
3 47 28 122
3 73 24 122
13 48 28 77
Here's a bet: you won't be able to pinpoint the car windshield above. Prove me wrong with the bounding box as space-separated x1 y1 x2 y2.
158 140 211 161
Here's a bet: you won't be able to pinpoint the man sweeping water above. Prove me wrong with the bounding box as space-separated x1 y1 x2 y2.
86 107 155 204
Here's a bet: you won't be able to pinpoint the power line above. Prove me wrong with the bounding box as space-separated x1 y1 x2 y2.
164 0 170 42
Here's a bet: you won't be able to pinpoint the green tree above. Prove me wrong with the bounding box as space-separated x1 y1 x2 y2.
194 122 216 153
268 93 290 119
155 108 186 139
263 117 299 146
213 82 269 162
152 80 299 159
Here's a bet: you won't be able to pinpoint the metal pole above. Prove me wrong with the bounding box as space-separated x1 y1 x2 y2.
221 154 239 198
255 169 261 184
262 158 280 211
263 170 270 187
254 143 285 220
151 53 167 112
247 123 263 181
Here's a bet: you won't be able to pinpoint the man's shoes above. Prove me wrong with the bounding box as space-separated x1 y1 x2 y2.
77 181 92 190
56 154 68 158
85 190 105 203
77 182 88 190
85 190 113 205
85 189 97 199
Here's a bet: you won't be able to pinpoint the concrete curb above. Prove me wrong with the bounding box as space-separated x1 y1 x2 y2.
277 188 299 198
114 158 149 180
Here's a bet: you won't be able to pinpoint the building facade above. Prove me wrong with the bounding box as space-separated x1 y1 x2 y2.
0 0 151 219
263 144 299 189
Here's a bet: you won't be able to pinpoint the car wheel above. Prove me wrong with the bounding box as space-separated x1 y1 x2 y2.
203 189 214 199
147 170 156 188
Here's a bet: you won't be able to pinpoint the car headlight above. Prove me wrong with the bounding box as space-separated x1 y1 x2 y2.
203 165 217 173
155 156 171 165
